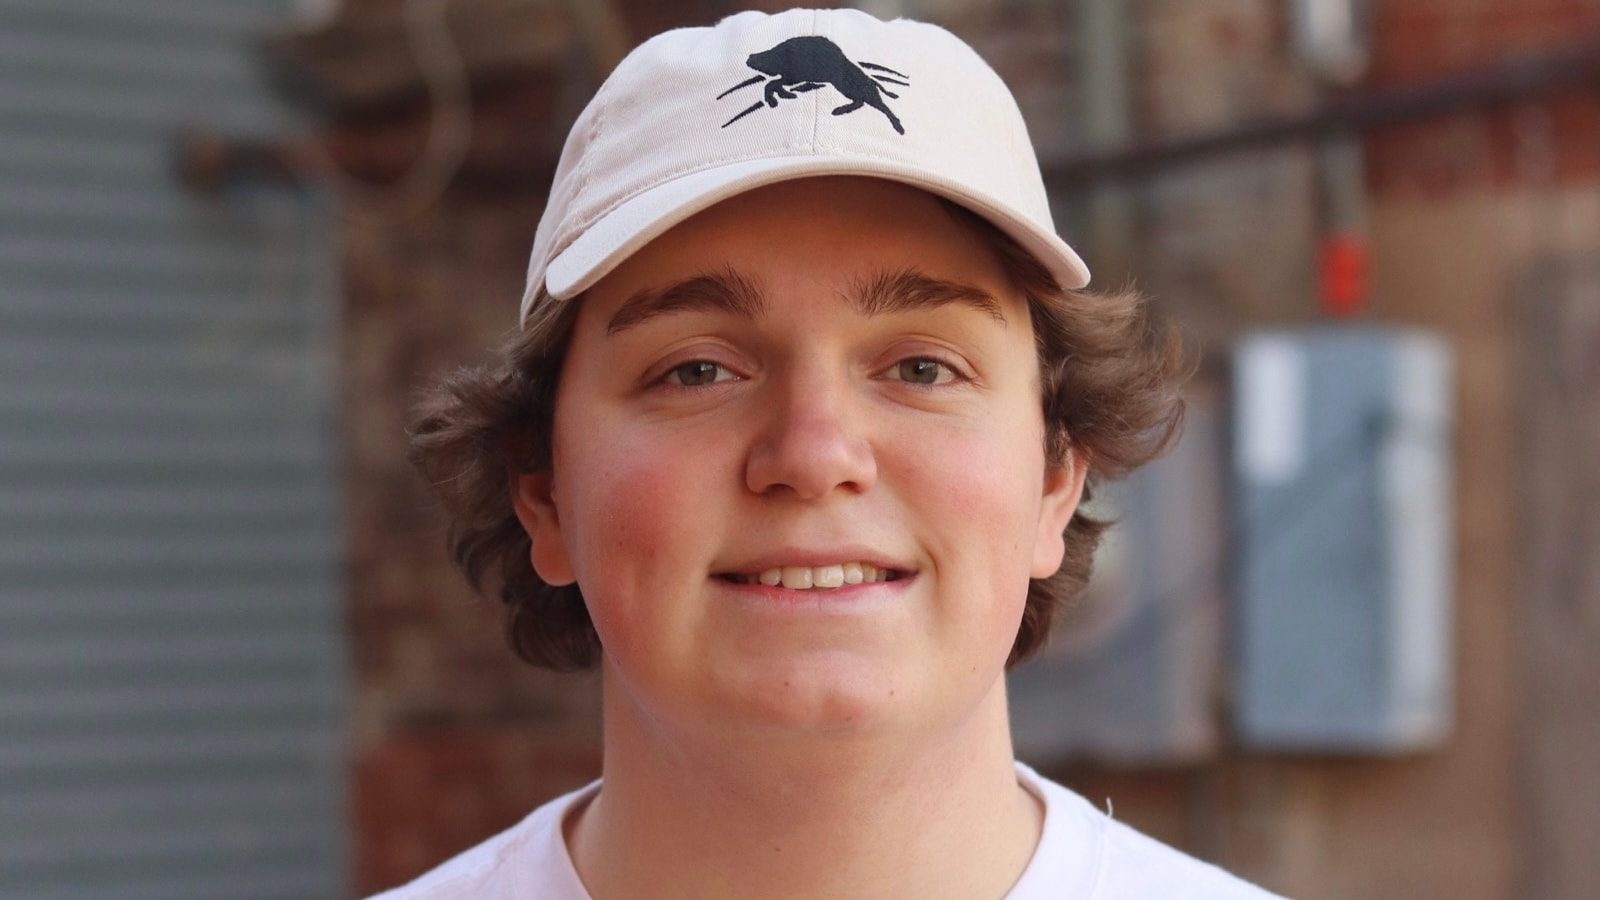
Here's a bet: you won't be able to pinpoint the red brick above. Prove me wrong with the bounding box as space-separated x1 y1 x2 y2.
353 730 601 895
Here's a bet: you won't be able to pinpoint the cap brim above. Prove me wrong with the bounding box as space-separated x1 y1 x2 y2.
539 156 1091 306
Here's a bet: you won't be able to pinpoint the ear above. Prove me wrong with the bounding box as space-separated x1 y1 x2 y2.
1030 449 1088 579
510 469 577 587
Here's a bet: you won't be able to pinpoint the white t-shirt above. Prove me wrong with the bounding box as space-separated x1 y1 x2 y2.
368 762 1286 899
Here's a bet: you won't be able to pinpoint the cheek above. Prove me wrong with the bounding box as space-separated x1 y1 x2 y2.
551 419 717 635
899 414 1047 586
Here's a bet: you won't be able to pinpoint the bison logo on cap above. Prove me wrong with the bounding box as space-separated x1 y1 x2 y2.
717 36 909 134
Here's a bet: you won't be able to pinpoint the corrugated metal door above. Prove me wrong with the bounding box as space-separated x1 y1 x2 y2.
0 2 346 897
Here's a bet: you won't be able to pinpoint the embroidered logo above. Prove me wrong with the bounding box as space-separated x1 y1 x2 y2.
717 36 909 134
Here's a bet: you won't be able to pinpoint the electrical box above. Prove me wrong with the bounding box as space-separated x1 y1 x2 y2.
1232 327 1454 752
1009 389 1225 765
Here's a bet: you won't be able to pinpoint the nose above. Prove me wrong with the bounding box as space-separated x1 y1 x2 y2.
744 370 877 500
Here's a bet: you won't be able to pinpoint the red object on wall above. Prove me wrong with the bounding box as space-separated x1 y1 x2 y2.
1319 230 1370 318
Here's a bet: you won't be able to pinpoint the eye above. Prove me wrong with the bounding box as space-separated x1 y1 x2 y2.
892 357 956 385
666 360 737 387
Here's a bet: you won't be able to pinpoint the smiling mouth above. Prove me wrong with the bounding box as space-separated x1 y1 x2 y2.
720 563 903 591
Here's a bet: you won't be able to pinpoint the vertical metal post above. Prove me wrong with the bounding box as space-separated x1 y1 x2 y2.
1077 0 1135 286
1291 0 1376 316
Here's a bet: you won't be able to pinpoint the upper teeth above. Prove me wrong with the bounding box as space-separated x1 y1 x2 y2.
743 563 891 589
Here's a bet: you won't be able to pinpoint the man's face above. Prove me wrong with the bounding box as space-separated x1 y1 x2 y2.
515 177 1082 747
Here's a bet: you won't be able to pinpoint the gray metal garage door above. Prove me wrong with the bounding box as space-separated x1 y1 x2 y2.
0 1 345 897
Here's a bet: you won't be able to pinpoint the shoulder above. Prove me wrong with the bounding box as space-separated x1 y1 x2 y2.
363 781 598 900
1012 763 1289 900
1090 815 1287 899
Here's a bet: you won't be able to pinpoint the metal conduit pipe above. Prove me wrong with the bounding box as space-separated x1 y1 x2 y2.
1075 0 1135 286
1294 0 1376 317
1043 33 1600 187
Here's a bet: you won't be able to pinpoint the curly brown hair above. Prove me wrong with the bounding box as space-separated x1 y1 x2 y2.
408 204 1188 672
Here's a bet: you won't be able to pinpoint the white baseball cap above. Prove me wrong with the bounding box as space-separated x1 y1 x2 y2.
520 7 1090 323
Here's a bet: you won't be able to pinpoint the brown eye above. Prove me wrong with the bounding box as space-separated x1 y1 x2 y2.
670 361 729 386
896 358 948 384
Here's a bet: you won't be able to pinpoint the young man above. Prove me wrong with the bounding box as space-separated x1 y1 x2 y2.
392 8 1284 899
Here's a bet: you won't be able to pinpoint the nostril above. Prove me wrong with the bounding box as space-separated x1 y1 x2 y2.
743 417 879 499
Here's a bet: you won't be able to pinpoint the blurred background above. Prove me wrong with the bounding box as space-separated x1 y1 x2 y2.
2 0 1598 897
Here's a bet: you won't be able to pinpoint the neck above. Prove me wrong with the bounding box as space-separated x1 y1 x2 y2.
567 674 1041 900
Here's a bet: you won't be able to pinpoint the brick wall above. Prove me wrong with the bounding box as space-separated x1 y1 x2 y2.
1367 0 1600 195
1062 2 1600 898
1360 6 1600 900
1132 0 1322 338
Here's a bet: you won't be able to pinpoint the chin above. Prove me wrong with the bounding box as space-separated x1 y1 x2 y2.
708 655 916 737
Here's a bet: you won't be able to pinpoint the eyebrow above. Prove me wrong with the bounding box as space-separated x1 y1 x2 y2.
849 268 1006 323
607 268 766 334
605 266 1005 335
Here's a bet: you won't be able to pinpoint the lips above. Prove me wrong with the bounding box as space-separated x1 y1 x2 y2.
722 562 902 590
